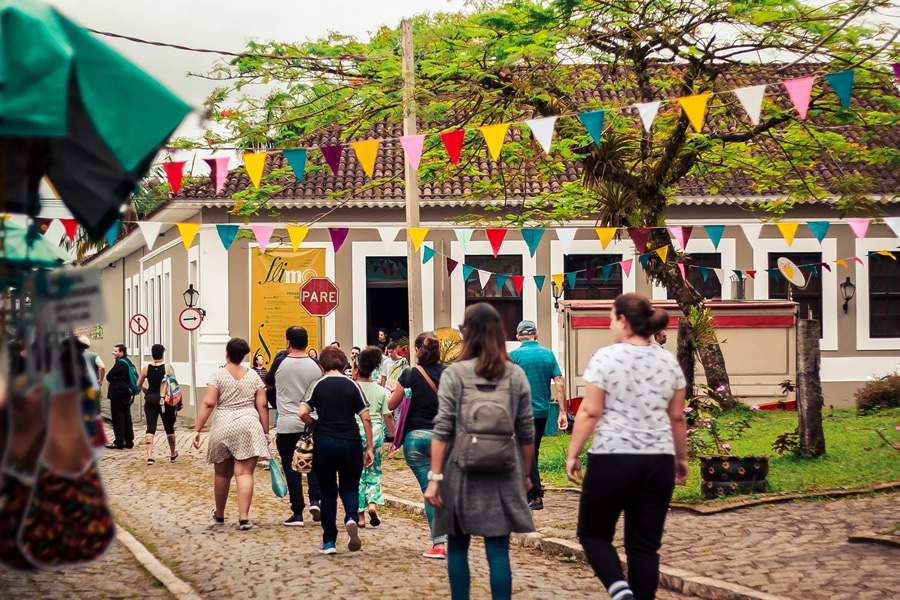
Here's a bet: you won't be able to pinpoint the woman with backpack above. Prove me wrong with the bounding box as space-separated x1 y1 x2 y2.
136 344 178 465
387 332 448 560
565 293 688 600
423 303 536 600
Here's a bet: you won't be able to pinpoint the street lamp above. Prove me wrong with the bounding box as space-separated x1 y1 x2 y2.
839 276 855 314
551 280 564 311
183 284 199 308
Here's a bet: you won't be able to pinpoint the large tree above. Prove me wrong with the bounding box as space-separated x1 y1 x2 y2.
190 0 898 394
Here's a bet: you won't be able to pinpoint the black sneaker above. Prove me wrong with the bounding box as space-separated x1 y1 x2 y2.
283 514 304 527
529 497 544 511
309 504 321 522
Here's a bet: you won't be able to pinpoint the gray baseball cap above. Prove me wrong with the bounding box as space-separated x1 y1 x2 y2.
516 320 538 336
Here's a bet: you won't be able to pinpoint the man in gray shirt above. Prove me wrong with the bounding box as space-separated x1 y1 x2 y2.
267 326 324 526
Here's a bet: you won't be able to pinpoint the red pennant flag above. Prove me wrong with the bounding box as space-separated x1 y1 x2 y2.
486 228 508 257
60 218 78 241
163 161 187 195
746 269 757 279
628 227 652 251
446 257 459 277
440 130 465 165
511 275 524 295
585 266 597 281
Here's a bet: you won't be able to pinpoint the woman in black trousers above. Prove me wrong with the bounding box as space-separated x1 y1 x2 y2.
566 293 689 600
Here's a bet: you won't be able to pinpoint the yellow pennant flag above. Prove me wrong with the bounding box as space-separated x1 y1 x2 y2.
655 245 669 262
677 93 710 132
480 123 510 161
835 258 848 268
594 227 617 250
351 139 380 178
551 273 564 290
177 223 200 250
877 250 897 260
407 227 430 252
287 226 309 251
776 222 799 246
243 152 266 189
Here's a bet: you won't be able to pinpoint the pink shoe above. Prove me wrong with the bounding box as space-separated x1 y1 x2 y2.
422 545 446 560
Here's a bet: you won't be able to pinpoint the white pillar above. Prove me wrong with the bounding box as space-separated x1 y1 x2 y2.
196 226 232 365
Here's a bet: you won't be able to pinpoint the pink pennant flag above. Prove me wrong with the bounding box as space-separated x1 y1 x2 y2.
852 256 864 266
782 76 816 120
251 226 274 253
678 263 686 280
667 226 693 250
620 258 633 277
329 227 350 253
163 161 186 196
399 135 425 170
847 218 869 239
204 157 231 194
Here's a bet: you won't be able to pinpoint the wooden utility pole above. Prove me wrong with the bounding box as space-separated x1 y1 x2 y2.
401 18 422 367
797 319 826 457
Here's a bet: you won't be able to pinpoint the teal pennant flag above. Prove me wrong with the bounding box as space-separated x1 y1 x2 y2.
601 263 614 281
283 149 307 182
216 224 240 250
533 275 546 291
422 246 436 264
824 70 854 109
565 271 577 289
462 264 476 281
806 221 830 243
700 267 710 283
639 254 650 269
521 228 545 258
578 110 605 146
105 220 121 247
495 274 509 291
704 225 725 249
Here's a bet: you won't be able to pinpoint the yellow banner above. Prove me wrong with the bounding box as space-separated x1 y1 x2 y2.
250 248 326 368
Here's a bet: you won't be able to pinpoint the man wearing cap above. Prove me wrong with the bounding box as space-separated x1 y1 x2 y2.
510 320 567 511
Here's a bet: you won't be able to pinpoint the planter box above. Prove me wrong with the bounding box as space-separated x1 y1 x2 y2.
700 455 769 499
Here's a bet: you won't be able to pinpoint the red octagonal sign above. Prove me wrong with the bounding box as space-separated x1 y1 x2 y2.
300 277 339 317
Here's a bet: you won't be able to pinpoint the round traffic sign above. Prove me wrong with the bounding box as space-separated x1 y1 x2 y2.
178 307 204 332
299 277 339 317
129 313 149 336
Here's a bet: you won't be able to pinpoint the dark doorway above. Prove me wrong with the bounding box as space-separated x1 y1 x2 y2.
366 257 409 345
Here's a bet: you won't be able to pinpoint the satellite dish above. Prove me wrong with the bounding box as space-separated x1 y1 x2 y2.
777 257 807 288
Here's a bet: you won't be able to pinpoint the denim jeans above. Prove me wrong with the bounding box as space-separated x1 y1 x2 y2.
448 534 511 600
312 434 363 545
402 428 448 544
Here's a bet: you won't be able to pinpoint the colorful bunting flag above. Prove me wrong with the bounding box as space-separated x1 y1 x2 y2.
835 258 848 269
454 228 473 252
776 222 799 246
522 228 545 257
407 227 430 252
635 101 661 132
378 227 401 244
578 110 606 145
667 225 693 250
824 70 854 109
440 130 465 165
733 269 743 280
329 227 350 253
704 224 725 249
216 224 239 250
105 221 121 247
486 228 507 257
655 246 669 262
741 223 763 242
782 77 816 120
524 117 557 153
511 275 524 294
35 217 54 235
806 221 830 243
480 123 510 161
478 270 492 289
423 246 436 264
565 272 577 289
876 250 896 260
243 152 266 188
628 227 652 251
700 267 710 283
586 266 597 281
551 274 564 291
60 218 78 242
282 149 307 182
733 85 766 126
399 135 425 170
894 63 900 82
177 222 200 250
601 263 614 281
251 225 274 253
639 254 650 269
320 145 342 176
853 256 864 266
820 262 831 272
678 263 686 280
495 274 509 291
203 157 230 194
620 258 633 277
746 269 757 279
847 218 869 239
162 161 186 195
446 257 458 277
287 225 309 251
885 217 900 238
555 228 577 253
138 221 162 251
351 139 380 177
462 264 476 281
594 227 616 250
533 275 546 291
712 268 724 283
678 94 710 132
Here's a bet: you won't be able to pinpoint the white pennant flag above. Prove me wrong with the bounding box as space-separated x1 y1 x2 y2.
455 228 474 253
478 269 492 289
740 223 763 242
712 268 724 283
524 116 557 153
556 227 577 254
138 221 163 251
378 227 401 244
733 85 767 126
635 101 661 133
884 217 900 238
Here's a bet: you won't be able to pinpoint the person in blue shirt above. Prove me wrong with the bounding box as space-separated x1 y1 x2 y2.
509 320 567 511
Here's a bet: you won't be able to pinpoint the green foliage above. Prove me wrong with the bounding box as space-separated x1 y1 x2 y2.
685 384 759 456
855 372 900 414
771 427 801 456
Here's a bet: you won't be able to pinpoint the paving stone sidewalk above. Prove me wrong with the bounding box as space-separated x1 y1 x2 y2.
381 454 898 599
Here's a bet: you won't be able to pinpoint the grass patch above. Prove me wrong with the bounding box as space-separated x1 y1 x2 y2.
538 408 900 503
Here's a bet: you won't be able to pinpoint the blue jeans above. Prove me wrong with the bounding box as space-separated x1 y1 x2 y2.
448 534 511 600
312 434 363 545
402 429 448 545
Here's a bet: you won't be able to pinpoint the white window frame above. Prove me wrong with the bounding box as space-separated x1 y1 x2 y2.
141 258 172 355
550 238 637 364
854 238 900 350
351 241 434 348
651 238 737 300
752 237 837 351
124 274 141 356
451 240 537 351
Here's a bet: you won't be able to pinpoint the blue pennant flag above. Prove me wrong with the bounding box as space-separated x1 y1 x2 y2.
601 263 614 281
733 269 743 280
578 110 605 146
283 149 307 182
704 225 725 249
824 70 855 109
533 275 546 291
806 221 830 243
495 274 510 291
521 228 545 258
565 271 577 289
639 254 650 269
462 264 476 281
700 267 710 283
804 264 818 277
769 269 780 281
105 221 121 247
422 246 436 264
216 224 240 250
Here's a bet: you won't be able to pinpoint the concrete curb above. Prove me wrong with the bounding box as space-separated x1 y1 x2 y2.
115 525 204 600
383 494 793 600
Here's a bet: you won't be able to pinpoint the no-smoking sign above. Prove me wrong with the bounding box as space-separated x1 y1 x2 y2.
129 313 149 336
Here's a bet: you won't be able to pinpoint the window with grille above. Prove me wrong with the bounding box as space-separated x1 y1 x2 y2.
562 254 623 300
464 255 522 341
868 251 900 338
